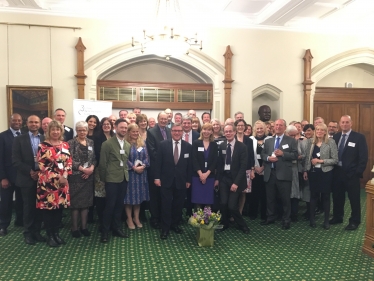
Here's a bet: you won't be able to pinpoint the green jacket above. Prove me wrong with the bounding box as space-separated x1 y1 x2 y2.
99 136 130 183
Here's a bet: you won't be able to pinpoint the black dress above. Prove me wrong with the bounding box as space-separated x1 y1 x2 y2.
308 145 333 193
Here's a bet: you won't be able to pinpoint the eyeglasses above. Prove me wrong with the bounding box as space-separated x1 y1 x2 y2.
236 125 245 127
77 130 87 133
171 130 183 133
103 124 111 126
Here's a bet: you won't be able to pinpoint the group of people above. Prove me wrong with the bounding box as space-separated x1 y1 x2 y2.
0 106 368 247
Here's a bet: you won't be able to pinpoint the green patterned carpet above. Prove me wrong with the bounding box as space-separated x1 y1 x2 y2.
1 191 373 281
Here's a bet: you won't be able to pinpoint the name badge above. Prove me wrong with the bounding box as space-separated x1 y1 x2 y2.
83 162 89 168
88 146 93 151
224 164 230 170
282 144 289 149
316 152 321 157
62 148 69 154
257 154 261 159
137 147 143 152
348 142 356 147
315 163 321 168
205 162 207 168
120 161 123 167
120 150 125 154
222 150 226 155
57 162 64 169
198 147 204 152
184 153 189 158
65 127 70 132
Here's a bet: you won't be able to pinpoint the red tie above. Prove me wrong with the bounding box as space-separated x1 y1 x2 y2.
185 133 189 142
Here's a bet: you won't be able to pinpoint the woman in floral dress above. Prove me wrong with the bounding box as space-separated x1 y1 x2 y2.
37 120 72 247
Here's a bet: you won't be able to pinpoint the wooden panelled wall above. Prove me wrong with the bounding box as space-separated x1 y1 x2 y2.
314 87 374 185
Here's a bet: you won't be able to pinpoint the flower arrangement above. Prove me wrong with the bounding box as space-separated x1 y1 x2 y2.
188 207 223 230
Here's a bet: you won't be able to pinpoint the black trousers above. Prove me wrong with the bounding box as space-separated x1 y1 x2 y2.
0 182 23 229
95 196 106 229
160 179 186 233
332 167 361 224
247 174 267 220
20 182 42 236
103 180 127 232
265 170 292 223
148 173 162 223
219 175 247 229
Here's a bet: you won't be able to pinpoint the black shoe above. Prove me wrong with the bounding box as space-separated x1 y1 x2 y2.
170 225 183 234
241 226 250 234
46 235 60 247
80 228 90 237
112 229 129 238
71 230 81 238
309 222 316 228
282 222 291 230
160 231 168 240
323 222 330 230
101 232 109 243
345 223 358 231
0 228 8 236
329 218 343 225
260 220 275 226
24 235 36 245
33 233 46 242
217 225 229 232
53 233 66 244
150 221 161 229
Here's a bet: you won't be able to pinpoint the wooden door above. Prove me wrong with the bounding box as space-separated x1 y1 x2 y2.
314 87 374 185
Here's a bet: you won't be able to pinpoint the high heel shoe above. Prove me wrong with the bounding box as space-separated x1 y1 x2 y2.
134 220 143 228
126 219 135 230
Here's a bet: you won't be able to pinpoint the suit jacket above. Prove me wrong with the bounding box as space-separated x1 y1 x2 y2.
333 130 368 178
63 125 74 141
154 139 192 189
261 135 298 182
12 133 45 187
93 132 111 167
304 138 338 172
192 140 218 178
0 129 18 183
235 135 255 170
147 124 171 177
99 136 130 183
217 140 248 191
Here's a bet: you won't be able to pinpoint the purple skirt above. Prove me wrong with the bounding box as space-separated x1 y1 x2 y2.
191 177 215 204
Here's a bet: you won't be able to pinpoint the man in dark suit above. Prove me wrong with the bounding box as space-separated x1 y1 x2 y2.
217 124 250 234
147 112 171 229
0 113 23 236
154 123 192 239
165 108 174 128
181 115 200 217
12 115 45 244
330 115 368 230
261 119 298 230
54 108 73 141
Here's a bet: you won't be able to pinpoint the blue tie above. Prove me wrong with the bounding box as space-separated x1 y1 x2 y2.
275 137 280 150
338 134 346 161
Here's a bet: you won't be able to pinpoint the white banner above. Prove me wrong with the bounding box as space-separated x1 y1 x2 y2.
72 99 112 133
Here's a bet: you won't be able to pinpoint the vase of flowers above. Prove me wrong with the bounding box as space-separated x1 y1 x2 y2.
188 207 223 247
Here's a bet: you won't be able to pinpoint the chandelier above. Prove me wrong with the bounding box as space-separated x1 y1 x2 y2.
131 0 202 60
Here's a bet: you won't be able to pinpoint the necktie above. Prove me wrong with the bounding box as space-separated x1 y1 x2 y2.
226 143 232 165
338 134 346 161
15 131 20 136
185 133 189 142
174 141 179 165
275 137 280 150
161 128 167 140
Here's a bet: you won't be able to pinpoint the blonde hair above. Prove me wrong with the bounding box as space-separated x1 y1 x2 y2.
125 123 144 148
312 123 329 144
252 120 268 136
45 120 64 141
198 123 214 142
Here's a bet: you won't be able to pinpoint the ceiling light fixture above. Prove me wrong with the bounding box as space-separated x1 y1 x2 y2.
131 0 202 61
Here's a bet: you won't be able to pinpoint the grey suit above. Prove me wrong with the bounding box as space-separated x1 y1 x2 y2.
261 135 298 224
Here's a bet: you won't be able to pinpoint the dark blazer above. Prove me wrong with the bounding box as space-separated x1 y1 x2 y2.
93 132 111 167
217 140 248 191
192 140 218 178
0 129 18 183
12 133 45 188
147 124 171 177
261 135 298 182
154 139 192 189
236 135 255 170
333 130 368 178
63 125 74 141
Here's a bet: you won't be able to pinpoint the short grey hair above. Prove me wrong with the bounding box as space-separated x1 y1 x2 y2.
234 111 244 118
181 115 192 122
75 121 88 130
286 125 297 134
